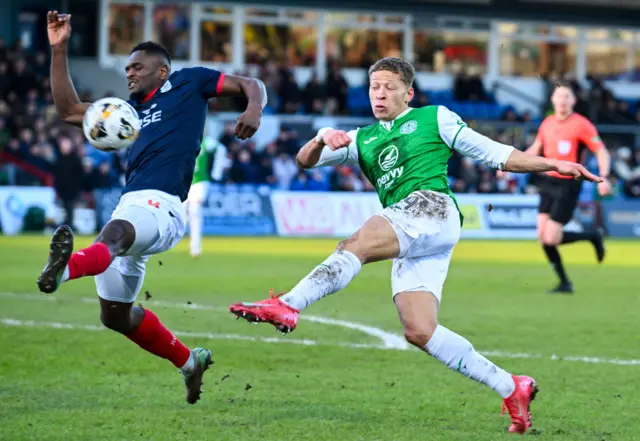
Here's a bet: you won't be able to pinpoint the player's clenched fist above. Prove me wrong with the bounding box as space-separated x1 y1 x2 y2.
234 106 261 140
322 129 352 150
47 11 72 48
556 161 603 183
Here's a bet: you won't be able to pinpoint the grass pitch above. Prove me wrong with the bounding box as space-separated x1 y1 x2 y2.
0 235 638 440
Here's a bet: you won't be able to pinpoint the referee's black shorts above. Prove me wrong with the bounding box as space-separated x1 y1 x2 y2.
536 174 583 225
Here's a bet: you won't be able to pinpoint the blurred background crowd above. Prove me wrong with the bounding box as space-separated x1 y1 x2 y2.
2 34 640 228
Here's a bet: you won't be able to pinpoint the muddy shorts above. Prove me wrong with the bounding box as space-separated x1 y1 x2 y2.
377 190 461 303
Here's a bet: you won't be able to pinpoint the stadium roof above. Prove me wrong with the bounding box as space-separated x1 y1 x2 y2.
200 0 640 27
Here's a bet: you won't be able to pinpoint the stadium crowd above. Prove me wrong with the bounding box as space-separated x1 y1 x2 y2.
1 40 640 224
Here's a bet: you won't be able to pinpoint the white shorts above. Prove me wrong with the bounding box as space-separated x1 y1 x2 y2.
185 181 209 205
95 189 186 303
377 190 461 303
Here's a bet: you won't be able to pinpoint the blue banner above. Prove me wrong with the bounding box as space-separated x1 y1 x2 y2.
602 200 640 238
201 184 275 236
484 204 538 230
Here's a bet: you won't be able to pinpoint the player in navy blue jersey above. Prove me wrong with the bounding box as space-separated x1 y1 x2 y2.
36 11 267 404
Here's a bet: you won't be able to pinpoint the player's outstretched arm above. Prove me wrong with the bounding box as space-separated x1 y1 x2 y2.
504 150 603 182
436 106 602 182
296 128 359 169
47 11 90 127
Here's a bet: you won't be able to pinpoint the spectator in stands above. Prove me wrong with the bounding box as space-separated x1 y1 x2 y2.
303 73 326 114
410 77 429 108
290 169 328 191
278 70 303 114
230 149 261 184
257 142 277 185
326 61 348 114
453 66 488 102
459 157 480 192
332 165 363 192
33 51 49 80
478 170 498 193
502 108 521 122
259 60 281 109
613 146 640 197
276 127 301 157
83 158 113 192
4 36 640 209
272 148 298 190
13 58 39 98
52 136 84 228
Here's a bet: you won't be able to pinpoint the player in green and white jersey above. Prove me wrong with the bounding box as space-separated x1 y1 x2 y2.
229 58 601 434
184 136 227 257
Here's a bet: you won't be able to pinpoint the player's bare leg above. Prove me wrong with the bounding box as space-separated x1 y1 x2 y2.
229 215 399 333
99 297 213 404
38 213 213 404
37 219 135 294
395 291 538 433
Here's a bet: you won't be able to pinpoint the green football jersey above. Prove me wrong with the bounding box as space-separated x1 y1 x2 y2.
192 138 216 184
355 105 457 210
315 105 516 226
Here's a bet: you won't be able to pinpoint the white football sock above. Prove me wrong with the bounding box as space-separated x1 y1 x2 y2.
425 325 515 399
189 202 203 256
280 250 362 311
60 266 70 283
179 352 195 374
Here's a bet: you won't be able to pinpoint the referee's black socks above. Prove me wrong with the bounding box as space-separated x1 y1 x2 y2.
560 231 599 245
543 245 569 284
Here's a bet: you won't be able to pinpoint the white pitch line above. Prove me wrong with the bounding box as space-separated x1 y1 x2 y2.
0 292 407 350
302 316 408 350
0 318 386 350
3 317 640 366
481 350 640 366
2 293 640 366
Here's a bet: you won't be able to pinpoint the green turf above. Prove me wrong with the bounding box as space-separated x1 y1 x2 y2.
0 235 638 440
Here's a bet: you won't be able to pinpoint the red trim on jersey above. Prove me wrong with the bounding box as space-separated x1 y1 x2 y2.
216 73 225 96
141 87 160 104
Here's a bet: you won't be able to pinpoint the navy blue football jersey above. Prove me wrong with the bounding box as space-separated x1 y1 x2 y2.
124 67 223 201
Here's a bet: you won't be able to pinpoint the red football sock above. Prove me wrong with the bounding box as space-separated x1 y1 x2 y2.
127 309 191 368
67 242 112 280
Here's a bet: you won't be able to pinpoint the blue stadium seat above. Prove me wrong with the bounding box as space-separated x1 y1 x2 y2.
488 105 502 120
347 86 370 115
460 103 476 119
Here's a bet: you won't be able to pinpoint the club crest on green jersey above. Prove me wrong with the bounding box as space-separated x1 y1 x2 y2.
399 120 418 135
379 145 399 171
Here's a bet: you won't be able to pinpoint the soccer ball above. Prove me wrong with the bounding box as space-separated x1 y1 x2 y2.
82 97 141 152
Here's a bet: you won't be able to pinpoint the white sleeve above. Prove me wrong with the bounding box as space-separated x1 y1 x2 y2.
314 129 360 167
437 106 515 170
